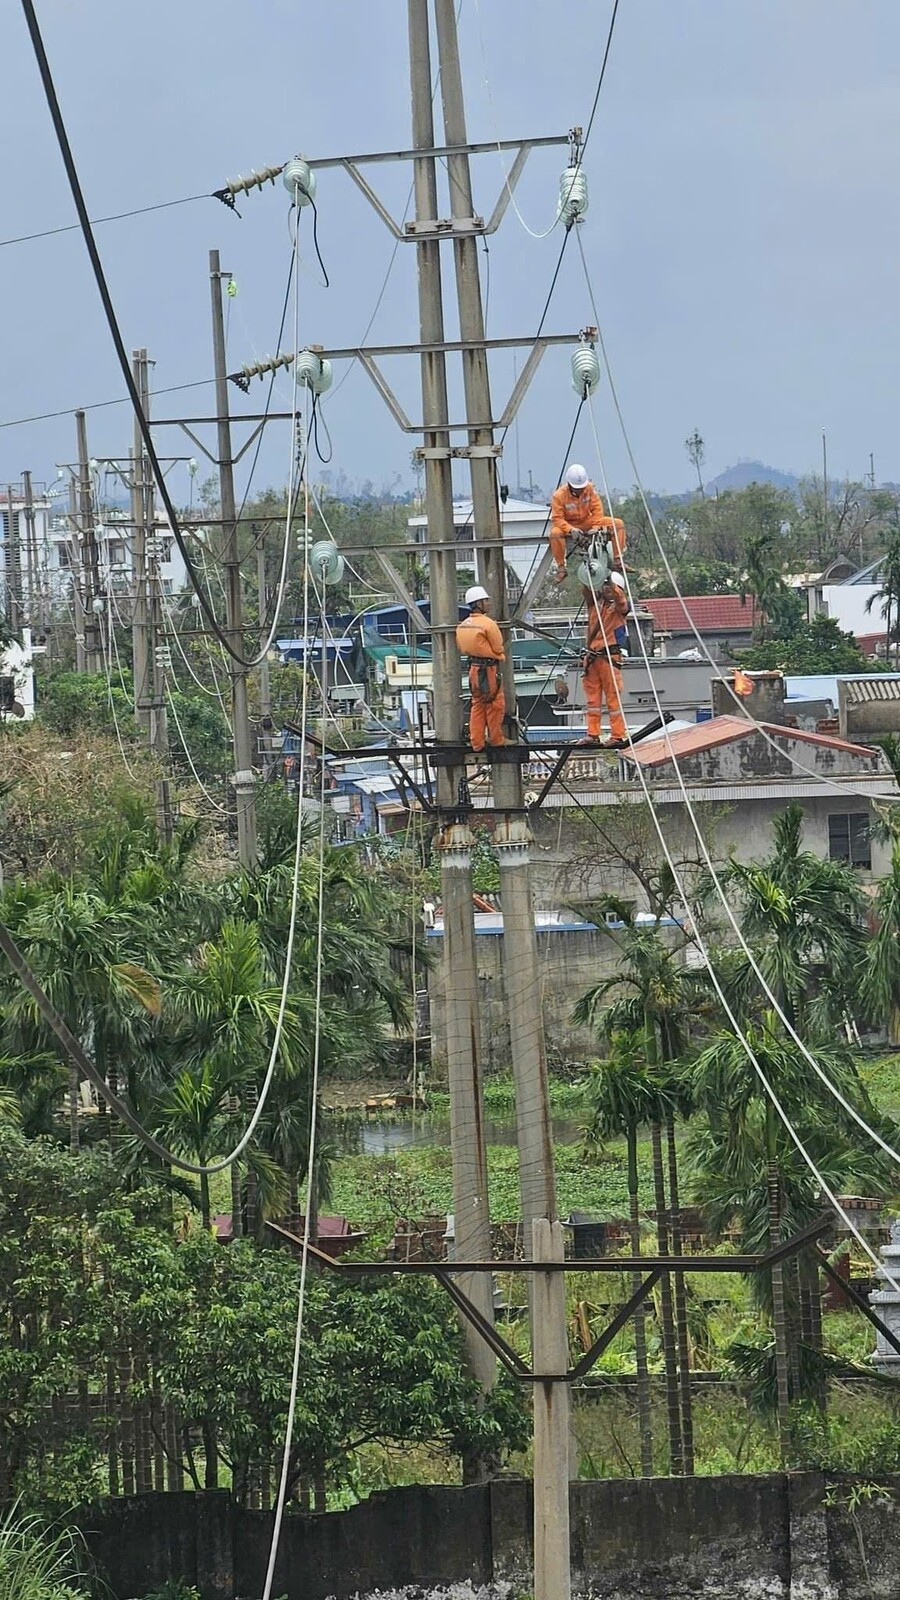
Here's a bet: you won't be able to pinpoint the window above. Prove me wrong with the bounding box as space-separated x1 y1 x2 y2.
57 545 71 569
108 541 126 567
828 812 871 869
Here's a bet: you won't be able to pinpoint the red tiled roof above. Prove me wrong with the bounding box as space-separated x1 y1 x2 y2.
643 595 758 633
630 715 876 768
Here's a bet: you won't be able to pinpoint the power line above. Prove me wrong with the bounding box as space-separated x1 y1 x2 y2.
572 224 899 805
572 517 900 1303
0 191 213 251
581 389 900 1193
17 0 276 670
0 378 215 432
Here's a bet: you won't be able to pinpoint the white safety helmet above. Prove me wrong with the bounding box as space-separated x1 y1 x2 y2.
566 462 589 490
609 570 626 588
464 585 491 606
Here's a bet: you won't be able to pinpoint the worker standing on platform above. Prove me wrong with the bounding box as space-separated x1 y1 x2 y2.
550 463 627 585
456 585 507 752
581 570 629 748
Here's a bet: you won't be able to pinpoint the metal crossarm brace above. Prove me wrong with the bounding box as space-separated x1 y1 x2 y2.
816 1247 900 1364
568 1269 664 1381
435 1268 531 1379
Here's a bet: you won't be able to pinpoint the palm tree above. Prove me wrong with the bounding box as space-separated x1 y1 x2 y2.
0 878 161 1151
706 802 867 1037
864 529 900 666
865 832 900 1046
575 906 702 1474
580 1036 656 1476
689 1023 893 1451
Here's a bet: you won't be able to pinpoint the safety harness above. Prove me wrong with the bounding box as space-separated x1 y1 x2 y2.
467 655 503 700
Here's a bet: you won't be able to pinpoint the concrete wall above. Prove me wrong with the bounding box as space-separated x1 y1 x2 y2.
79 1475 900 1599
839 679 900 741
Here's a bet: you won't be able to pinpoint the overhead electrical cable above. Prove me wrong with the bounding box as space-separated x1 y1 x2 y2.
582 388 900 1187
261 580 330 1600
0 502 319 1179
574 227 898 805
573 506 900 1295
0 190 213 251
17 0 297 671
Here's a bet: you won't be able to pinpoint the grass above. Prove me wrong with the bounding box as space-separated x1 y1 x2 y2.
0 1503 88 1600
859 1051 900 1114
330 1137 647 1231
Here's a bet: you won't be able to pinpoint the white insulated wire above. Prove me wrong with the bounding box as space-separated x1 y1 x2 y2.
581 397 900 1293
262 577 329 1600
574 226 899 806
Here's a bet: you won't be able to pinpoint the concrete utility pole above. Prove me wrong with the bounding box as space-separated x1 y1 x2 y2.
408 0 496 1399
75 410 102 672
209 248 258 868
3 485 22 633
66 477 86 672
21 472 44 632
433 5 570 1589
131 350 151 734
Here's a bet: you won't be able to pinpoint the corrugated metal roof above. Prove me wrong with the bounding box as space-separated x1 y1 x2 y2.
840 676 900 704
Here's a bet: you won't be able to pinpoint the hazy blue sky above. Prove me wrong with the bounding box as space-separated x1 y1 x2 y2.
2 0 899 505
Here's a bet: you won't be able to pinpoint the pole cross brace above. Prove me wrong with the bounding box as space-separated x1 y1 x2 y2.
415 444 503 460
404 217 485 238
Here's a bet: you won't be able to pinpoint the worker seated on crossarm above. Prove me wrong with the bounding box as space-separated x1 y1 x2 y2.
581 570 629 749
456 585 506 752
550 462 627 585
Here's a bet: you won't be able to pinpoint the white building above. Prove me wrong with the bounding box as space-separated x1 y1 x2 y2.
1 483 187 617
0 628 45 722
407 496 550 597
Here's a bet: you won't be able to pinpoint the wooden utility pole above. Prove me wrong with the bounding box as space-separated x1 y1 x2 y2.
408 0 496 1400
75 410 102 672
433 3 570 1588
210 249 258 868
131 349 151 733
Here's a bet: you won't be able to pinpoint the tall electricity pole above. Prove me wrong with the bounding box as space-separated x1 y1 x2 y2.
432 2 570 1588
210 249 258 868
75 410 102 672
65 476 86 672
408 0 496 1401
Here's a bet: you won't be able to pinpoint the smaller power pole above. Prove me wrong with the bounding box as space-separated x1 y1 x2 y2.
131 349 151 732
75 410 102 672
21 472 44 632
210 248 258 868
256 537 274 775
3 485 21 634
66 476 86 672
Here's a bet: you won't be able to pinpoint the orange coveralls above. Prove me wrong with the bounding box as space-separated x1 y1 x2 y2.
550 483 627 570
583 584 629 741
456 611 506 749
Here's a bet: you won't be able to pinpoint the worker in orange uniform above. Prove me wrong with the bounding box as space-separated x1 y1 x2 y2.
456 585 506 752
550 462 626 584
581 570 630 748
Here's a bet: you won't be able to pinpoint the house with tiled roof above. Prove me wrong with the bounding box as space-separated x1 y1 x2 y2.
642 594 758 658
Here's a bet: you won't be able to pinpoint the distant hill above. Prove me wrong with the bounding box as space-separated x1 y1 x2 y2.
705 460 799 494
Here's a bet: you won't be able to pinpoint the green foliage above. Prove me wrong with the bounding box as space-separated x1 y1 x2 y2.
0 1503 89 1600
34 671 134 740
738 614 874 674
0 1129 526 1505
